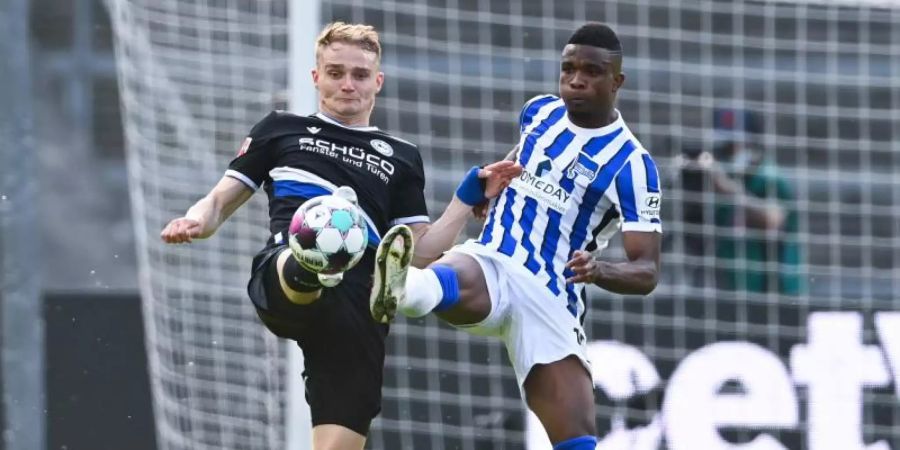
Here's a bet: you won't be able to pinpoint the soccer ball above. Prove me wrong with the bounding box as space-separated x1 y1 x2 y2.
288 195 368 275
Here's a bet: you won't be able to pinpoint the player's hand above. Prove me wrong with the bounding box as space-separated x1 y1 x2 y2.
565 250 600 284
676 151 715 172
478 160 523 199
161 217 203 244
677 152 735 194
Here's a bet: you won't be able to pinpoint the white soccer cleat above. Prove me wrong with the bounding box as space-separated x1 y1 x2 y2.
332 185 358 205
317 272 344 288
370 224 414 324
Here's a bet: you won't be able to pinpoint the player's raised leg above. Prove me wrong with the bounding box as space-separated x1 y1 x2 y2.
273 248 324 305
370 225 598 449
370 225 492 326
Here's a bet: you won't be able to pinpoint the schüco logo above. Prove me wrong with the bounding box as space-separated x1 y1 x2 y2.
298 137 395 182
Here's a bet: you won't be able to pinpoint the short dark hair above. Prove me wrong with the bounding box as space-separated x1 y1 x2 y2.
567 23 622 53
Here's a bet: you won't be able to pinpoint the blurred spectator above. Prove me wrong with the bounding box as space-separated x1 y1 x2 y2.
680 109 804 295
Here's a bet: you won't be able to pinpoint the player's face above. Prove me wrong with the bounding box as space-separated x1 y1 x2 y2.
313 42 384 125
559 44 625 118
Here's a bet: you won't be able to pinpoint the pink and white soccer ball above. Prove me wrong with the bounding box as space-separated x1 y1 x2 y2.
288 195 368 275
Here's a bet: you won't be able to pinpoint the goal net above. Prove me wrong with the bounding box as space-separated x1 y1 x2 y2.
108 0 900 449
106 1 289 449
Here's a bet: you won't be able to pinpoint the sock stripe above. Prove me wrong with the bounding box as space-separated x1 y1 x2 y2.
553 435 597 450
430 265 460 312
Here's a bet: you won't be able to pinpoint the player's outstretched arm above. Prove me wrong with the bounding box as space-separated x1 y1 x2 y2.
565 231 661 295
161 176 254 243
408 159 522 267
710 170 785 230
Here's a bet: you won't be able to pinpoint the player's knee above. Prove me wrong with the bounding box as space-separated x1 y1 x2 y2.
428 256 492 323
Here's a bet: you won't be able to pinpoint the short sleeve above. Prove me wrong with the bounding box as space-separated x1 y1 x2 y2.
225 111 279 190
612 152 663 233
388 151 430 226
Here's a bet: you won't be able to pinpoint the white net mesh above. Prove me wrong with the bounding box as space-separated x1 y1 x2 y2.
325 1 900 449
108 0 900 449
106 1 289 449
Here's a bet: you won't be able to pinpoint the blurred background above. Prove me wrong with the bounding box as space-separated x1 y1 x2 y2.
1 0 898 449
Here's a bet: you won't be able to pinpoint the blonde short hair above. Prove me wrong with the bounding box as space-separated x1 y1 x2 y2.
315 22 382 63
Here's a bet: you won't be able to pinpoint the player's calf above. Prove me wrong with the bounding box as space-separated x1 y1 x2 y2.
276 249 325 305
524 356 597 447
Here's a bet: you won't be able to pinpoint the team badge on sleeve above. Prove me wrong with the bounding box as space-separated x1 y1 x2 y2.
237 137 253 156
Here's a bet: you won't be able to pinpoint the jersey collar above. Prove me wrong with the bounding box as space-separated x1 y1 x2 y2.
314 112 380 132
563 108 624 136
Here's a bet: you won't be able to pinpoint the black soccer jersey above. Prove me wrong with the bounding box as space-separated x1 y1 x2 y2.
226 111 430 246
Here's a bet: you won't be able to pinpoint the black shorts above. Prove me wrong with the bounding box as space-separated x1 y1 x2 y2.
247 244 387 436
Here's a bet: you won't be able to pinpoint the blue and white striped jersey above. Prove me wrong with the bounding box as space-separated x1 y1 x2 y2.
476 95 662 316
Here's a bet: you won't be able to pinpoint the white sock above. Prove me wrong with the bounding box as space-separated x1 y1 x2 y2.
399 267 444 318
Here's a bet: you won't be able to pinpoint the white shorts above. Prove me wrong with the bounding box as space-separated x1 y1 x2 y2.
446 241 592 389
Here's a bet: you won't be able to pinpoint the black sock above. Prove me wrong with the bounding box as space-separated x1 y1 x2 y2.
282 254 322 292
